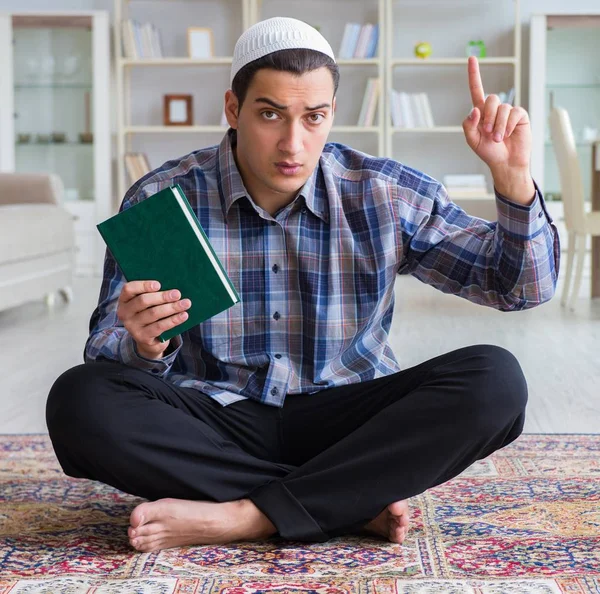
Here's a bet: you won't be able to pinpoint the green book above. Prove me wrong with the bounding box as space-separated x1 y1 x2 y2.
97 184 240 342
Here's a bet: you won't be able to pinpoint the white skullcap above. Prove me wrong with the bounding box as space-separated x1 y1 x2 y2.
231 17 336 84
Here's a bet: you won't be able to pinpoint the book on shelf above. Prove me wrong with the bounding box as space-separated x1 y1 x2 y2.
124 153 152 184
96 184 241 343
357 78 380 126
390 91 435 128
338 23 379 59
121 19 163 59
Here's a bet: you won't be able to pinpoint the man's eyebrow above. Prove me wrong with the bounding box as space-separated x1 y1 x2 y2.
254 97 331 111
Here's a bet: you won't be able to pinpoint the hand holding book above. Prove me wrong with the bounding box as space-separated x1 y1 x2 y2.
97 184 241 347
116 280 191 360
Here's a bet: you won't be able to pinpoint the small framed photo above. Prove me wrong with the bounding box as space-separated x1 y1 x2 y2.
163 94 193 126
187 27 214 59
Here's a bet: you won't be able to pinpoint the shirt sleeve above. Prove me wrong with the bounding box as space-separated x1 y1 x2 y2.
396 178 561 311
83 184 183 375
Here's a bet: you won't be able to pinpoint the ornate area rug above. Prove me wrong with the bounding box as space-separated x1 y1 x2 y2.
0 434 598 594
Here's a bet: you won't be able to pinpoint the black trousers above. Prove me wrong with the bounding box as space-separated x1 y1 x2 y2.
46 344 527 542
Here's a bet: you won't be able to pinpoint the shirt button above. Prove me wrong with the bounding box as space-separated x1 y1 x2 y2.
271 387 278 395
273 311 280 320
538 211 543 218
275 353 282 359
301 207 307 214
272 264 279 273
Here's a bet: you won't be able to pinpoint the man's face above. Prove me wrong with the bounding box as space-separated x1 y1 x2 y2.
225 67 335 207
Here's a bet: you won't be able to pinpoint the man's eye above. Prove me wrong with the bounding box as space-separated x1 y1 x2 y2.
262 111 278 120
308 113 325 123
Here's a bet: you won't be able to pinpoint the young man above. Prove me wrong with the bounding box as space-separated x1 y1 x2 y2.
46 17 559 553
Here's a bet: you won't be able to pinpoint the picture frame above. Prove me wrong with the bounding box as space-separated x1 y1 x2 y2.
187 27 214 59
163 94 193 126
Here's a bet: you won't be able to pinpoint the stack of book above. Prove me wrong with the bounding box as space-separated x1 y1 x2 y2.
390 91 435 128
125 153 151 184
338 23 379 59
357 78 380 126
121 20 163 59
443 174 490 199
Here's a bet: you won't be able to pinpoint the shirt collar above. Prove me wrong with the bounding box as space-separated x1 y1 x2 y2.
217 129 248 220
216 129 329 223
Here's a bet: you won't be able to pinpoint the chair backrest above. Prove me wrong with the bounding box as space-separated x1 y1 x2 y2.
549 107 586 231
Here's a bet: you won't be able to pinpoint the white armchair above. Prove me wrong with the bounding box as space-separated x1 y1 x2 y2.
0 173 75 312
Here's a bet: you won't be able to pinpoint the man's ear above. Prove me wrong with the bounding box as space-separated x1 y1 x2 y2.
224 90 240 129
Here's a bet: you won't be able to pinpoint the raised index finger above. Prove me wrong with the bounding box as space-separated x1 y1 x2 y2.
468 56 485 109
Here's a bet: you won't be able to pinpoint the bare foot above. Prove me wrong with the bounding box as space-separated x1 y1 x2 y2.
128 498 276 552
362 500 410 544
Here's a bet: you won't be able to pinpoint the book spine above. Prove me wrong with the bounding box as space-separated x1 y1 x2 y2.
422 93 435 127
357 79 372 126
366 24 379 58
128 20 139 59
339 23 352 59
121 21 131 58
365 78 380 126
348 23 361 58
410 94 424 128
354 24 371 59
398 92 413 128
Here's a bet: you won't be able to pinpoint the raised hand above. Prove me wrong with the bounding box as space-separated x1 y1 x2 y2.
462 56 535 204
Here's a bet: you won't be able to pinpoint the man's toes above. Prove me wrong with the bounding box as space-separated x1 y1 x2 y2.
130 534 162 552
137 536 166 553
130 502 151 529
387 500 408 517
389 523 404 544
131 522 160 538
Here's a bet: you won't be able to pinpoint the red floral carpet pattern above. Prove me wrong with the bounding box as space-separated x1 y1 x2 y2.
0 434 598 593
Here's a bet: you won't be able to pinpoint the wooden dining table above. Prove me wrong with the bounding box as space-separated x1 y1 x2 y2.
592 142 600 298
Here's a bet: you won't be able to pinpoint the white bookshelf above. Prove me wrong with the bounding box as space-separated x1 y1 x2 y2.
114 0 387 199
384 0 521 209
114 0 520 209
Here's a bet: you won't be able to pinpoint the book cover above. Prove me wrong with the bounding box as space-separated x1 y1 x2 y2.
97 184 240 343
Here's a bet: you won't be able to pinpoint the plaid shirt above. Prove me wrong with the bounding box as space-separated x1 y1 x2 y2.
85 130 560 408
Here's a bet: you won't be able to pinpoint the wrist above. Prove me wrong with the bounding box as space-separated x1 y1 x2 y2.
490 165 536 206
136 342 167 361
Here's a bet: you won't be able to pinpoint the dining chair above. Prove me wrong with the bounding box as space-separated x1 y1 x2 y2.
549 107 600 310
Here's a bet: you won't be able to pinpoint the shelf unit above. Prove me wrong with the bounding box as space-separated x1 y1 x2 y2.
115 0 520 211
0 11 111 276
384 0 521 194
114 0 386 201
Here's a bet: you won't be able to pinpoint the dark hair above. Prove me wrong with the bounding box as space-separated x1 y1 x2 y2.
231 48 340 109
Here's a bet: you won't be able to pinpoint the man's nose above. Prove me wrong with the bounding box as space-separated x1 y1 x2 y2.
278 121 303 155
